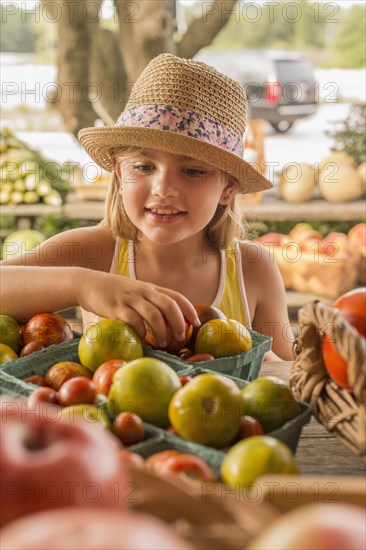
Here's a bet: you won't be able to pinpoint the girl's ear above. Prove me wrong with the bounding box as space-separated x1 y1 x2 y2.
219 180 236 205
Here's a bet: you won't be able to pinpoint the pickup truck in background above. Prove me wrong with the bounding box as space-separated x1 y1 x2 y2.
195 49 319 133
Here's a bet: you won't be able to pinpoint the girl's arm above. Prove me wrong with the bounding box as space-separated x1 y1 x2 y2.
241 242 294 361
1 226 200 344
0 265 84 322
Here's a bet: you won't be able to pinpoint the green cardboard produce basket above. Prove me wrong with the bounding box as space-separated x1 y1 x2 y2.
1 328 272 383
0 365 310 479
0 369 37 397
101 366 310 459
146 328 272 381
0 339 191 380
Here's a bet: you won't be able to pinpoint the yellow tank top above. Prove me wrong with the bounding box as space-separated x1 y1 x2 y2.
111 239 251 327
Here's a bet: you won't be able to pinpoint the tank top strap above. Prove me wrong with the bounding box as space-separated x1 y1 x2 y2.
215 239 251 328
233 239 251 328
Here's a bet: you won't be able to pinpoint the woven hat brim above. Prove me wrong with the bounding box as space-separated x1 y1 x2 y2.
78 127 272 194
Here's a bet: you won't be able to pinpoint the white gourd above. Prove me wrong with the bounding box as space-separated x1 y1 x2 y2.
279 163 316 203
318 163 363 202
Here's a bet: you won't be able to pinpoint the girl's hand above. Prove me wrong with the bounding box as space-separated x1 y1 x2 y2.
76 270 200 347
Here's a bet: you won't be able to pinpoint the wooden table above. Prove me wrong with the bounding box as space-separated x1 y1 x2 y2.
262 361 365 477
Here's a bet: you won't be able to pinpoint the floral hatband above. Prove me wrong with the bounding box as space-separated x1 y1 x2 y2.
116 105 244 158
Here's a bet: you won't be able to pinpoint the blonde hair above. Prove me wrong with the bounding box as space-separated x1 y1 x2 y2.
102 146 247 249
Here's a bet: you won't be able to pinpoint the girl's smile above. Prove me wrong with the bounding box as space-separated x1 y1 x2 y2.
144 203 187 223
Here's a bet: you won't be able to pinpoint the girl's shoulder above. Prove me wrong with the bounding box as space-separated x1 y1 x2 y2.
235 238 281 284
236 239 273 264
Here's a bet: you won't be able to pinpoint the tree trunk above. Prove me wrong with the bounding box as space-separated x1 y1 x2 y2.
90 28 127 124
115 0 175 82
176 0 238 59
52 0 97 134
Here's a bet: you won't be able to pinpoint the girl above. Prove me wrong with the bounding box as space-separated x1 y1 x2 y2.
1 54 293 360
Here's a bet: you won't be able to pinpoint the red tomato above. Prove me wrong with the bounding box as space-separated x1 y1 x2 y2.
155 453 217 482
19 342 45 357
23 313 74 348
322 288 366 389
58 377 97 407
145 450 180 472
178 375 192 386
231 415 264 445
112 412 145 446
27 387 59 408
92 359 127 396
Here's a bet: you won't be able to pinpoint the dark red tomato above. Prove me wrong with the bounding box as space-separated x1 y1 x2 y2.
185 353 215 363
18 324 27 347
231 415 264 445
145 317 193 353
23 374 47 387
58 377 97 406
44 362 92 391
322 288 366 389
112 412 145 446
19 341 45 357
23 313 74 348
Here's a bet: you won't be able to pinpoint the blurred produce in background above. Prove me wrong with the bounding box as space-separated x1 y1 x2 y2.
0 128 71 207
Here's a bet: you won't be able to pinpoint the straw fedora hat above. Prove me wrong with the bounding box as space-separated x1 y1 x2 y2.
78 53 272 194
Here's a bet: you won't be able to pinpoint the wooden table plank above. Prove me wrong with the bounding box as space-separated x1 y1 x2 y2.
261 361 366 477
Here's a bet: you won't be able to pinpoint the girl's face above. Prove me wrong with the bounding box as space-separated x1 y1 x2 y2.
114 149 234 246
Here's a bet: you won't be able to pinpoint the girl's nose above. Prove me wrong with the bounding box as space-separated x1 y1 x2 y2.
151 168 178 197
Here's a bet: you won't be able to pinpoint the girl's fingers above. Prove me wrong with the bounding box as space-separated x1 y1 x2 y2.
127 298 169 347
113 307 147 340
147 289 200 343
161 288 201 332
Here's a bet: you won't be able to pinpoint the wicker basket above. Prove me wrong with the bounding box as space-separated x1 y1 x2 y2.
290 300 366 460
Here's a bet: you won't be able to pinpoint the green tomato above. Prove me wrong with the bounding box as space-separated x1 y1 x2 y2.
0 314 20 353
60 404 111 430
221 435 300 488
241 377 301 433
169 373 244 448
108 357 181 428
78 319 143 373
0 343 18 365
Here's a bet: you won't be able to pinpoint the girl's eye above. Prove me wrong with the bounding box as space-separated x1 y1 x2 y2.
133 163 154 172
183 168 208 177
